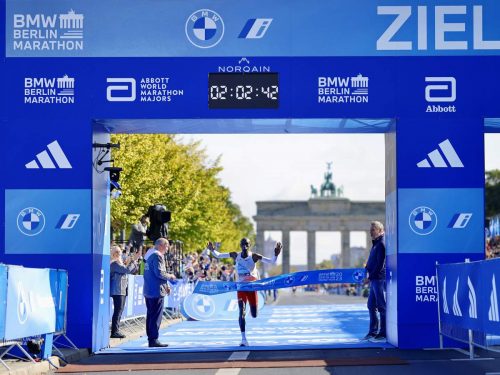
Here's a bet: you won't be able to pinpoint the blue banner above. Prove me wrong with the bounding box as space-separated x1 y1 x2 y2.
4 266 56 340
110 278 195 322
437 258 500 335
6 1 500 57
398 188 484 254
5 189 91 254
181 291 266 321
194 268 366 296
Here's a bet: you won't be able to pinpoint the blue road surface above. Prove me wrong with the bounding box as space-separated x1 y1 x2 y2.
102 303 392 353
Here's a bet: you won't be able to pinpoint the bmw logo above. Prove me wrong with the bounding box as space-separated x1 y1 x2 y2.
409 206 437 236
352 270 364 282
17 207 45 236
185 9 224 48
17 283 29 324
192 294 215 317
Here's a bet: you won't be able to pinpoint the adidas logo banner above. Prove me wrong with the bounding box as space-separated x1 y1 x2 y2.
25 140 72 169
417 139 464 168
437 259 500 334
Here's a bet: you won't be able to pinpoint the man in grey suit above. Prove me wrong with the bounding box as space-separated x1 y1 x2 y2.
143 237 176 347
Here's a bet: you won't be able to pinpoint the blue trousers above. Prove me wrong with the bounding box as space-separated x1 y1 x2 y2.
111 295 126 335
367 279 386 336
145 297 164 342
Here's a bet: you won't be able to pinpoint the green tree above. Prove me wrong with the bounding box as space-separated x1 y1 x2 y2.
486 169 500 217
316 259 334 270
110 134 254 252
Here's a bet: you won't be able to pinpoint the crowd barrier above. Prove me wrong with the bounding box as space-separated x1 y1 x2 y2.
111 276 195 322
436 258 500 358
0 264 69 370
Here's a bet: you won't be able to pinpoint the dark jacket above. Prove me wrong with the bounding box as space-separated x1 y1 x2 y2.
143 249 173 298
110 261 138 296
128 222 147 247
365 234 386 280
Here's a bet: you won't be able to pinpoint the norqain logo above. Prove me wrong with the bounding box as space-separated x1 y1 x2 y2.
377 5 500 51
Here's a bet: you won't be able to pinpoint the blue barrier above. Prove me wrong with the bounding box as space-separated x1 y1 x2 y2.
436 258 500 356
0 265 68 341
111 277 195 321
194 268 366 295
0 265 7 339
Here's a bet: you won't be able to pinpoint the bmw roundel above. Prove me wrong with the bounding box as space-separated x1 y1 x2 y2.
352 270 365 282
192 294 216 317
17 207 45 236
185 9 224 48
409 206 437 236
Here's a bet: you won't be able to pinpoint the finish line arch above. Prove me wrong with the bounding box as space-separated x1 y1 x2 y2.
2 1 498 351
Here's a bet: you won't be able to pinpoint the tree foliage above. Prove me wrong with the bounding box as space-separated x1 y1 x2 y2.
110 134 254 252
486 169 500 217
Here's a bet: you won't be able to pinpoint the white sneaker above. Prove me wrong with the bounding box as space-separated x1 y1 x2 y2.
240 339 249 347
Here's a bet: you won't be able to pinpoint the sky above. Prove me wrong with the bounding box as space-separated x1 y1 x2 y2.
181 133 500 265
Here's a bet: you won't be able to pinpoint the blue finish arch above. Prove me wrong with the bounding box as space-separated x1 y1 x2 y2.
1 0 498 351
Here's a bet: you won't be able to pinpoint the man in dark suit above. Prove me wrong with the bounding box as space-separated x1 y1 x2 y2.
143 237 176 347
363 221 386 341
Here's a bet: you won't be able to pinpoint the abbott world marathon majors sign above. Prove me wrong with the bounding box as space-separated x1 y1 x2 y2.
1 0 498 351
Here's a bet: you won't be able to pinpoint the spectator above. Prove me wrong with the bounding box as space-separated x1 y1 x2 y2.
110 245 140 339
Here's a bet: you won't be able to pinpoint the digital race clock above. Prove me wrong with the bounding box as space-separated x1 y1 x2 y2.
208 73 279 109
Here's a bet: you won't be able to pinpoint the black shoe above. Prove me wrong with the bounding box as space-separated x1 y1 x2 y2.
110 332 126 339
370 333 386 341
148 340 169 348
361 333 376 340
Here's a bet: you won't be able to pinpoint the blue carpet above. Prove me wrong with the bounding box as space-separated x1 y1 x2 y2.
100 303 392 353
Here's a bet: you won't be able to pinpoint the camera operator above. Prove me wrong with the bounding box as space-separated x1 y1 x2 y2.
127 215 149 254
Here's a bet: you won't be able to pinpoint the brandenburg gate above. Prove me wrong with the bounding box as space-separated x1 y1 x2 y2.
253 164 385 273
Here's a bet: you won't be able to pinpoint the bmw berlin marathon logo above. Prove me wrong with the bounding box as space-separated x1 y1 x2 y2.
17 207 45 236
409 206 437 236
185 9 224 48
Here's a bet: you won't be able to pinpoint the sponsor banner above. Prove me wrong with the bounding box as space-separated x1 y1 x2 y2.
4 57 499 121
194 268 366 296
398 188 484 254
181 291 266 321
4 266 57 340
6 1 500 57
397 118 484 188
437 258 500 335
397 253 482 327
110 278 195 321
5 189 91 254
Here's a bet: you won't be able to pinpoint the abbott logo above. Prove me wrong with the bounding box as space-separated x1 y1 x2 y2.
106 78 136 102
425 77 457 113
425 77 456 102
417 139 464 168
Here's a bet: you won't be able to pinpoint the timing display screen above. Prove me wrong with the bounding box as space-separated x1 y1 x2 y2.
208 73 279 109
